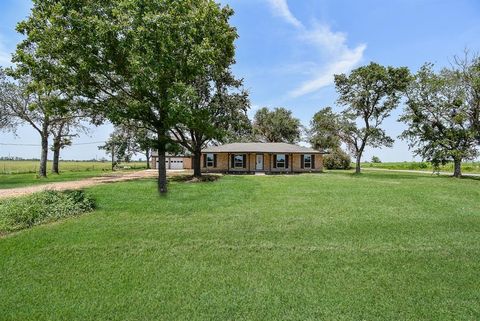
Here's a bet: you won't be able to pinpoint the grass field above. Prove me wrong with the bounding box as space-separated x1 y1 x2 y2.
0 170 112 189
0 160 148 189
0 160 147 174
362 161 480 173
1 172 479 320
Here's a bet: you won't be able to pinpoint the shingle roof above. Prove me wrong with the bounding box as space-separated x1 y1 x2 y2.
202 142 325 154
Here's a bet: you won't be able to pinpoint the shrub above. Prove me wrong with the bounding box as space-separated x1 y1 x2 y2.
323 149 352 170
371 156 382 163
0 190 95 234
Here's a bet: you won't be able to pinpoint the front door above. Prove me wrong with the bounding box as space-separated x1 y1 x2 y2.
256 154 264 171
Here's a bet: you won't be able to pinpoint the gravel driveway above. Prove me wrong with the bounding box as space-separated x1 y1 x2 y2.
0 170 179 199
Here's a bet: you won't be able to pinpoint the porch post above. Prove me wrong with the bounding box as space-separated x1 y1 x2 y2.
227 153 230 173
291 153 294 173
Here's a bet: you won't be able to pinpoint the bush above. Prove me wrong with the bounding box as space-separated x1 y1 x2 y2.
371 156 382 163
323 149 352 170
0 190 95 234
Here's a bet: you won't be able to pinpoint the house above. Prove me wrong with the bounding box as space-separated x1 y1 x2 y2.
201 142 325 174
150 151 193 170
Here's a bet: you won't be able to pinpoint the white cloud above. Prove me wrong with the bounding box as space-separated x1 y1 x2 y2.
266 0 303 28
265 1 367 98
290 24 366 97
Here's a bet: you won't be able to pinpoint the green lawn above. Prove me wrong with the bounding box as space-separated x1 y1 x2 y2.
0 161 147 189
0 160 111 174
362 161 480 173
1 172 479 320
0 170 110 189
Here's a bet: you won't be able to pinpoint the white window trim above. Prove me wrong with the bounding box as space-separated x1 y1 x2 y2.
206 153 214 167
233 154 244 168
304 154 312 169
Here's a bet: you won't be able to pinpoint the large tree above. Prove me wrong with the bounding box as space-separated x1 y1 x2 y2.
171 70 250 177
253 107 302 143
400 63 478 177
50 116 88 174
0 69 72 177
13 0 238 194
453 51 480 144
309 107 341 151
334 62 410 174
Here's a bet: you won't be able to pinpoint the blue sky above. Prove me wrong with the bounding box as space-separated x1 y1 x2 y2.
1 0 480 161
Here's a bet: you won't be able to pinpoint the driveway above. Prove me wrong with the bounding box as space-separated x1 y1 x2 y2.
0 170 190 199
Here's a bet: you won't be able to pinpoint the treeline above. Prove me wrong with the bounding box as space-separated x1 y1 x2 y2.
308 58 480 177
0 0 479 196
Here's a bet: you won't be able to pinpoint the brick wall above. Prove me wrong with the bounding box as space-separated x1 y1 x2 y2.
201 153 323 173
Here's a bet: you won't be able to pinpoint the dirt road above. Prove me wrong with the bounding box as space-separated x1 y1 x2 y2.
0 170 187 199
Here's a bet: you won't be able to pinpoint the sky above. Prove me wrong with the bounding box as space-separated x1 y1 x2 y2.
1 0 480 161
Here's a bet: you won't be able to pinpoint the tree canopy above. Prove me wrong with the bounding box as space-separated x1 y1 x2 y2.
14 0 238 193
334 62 411 173
171 68 250 177
0 68 76 177
400 63 478 177
309 107 341 151
253 107 302 144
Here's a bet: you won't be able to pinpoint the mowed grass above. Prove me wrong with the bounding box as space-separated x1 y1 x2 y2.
0 161 147 189
0 160 115 174
362 161 480 173
0 170 110 189
0 172 479 320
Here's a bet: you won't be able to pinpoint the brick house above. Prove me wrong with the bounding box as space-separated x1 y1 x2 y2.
201 142 325 174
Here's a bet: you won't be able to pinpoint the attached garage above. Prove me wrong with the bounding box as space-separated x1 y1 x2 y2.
150 152 193 170
164 157 184 170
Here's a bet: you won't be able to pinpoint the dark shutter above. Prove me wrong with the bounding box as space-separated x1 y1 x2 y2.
301 155 304 169
243 154 247 168
231 154 235 168
273 155 277 168
312 155 315 169
203 154 207 168
286 155 289 169
213 154 217 168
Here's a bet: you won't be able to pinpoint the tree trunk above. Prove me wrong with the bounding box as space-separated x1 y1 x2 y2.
52 137 60 174
193 147 202 178
39 127 49 178
157 147 168 195
146 149 151 169
52 147 60 174
111 144 115 171
453 157 462 178
355 155 362 174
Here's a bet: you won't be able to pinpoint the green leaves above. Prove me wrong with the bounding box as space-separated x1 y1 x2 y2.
401 63 479 172
253 107 302 144
331 62 411 172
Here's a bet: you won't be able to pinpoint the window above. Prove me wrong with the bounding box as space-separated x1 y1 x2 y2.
276 154 286 168
234 154 244 168
304 154 312 169
206 153 214 167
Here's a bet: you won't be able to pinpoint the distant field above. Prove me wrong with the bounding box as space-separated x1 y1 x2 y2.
362 161 480 174
0 160 147 174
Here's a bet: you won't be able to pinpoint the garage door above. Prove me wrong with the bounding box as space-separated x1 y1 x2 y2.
169 158 184 169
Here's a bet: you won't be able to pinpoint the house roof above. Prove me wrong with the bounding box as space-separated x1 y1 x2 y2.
151 151 192 157
202 142 326 154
